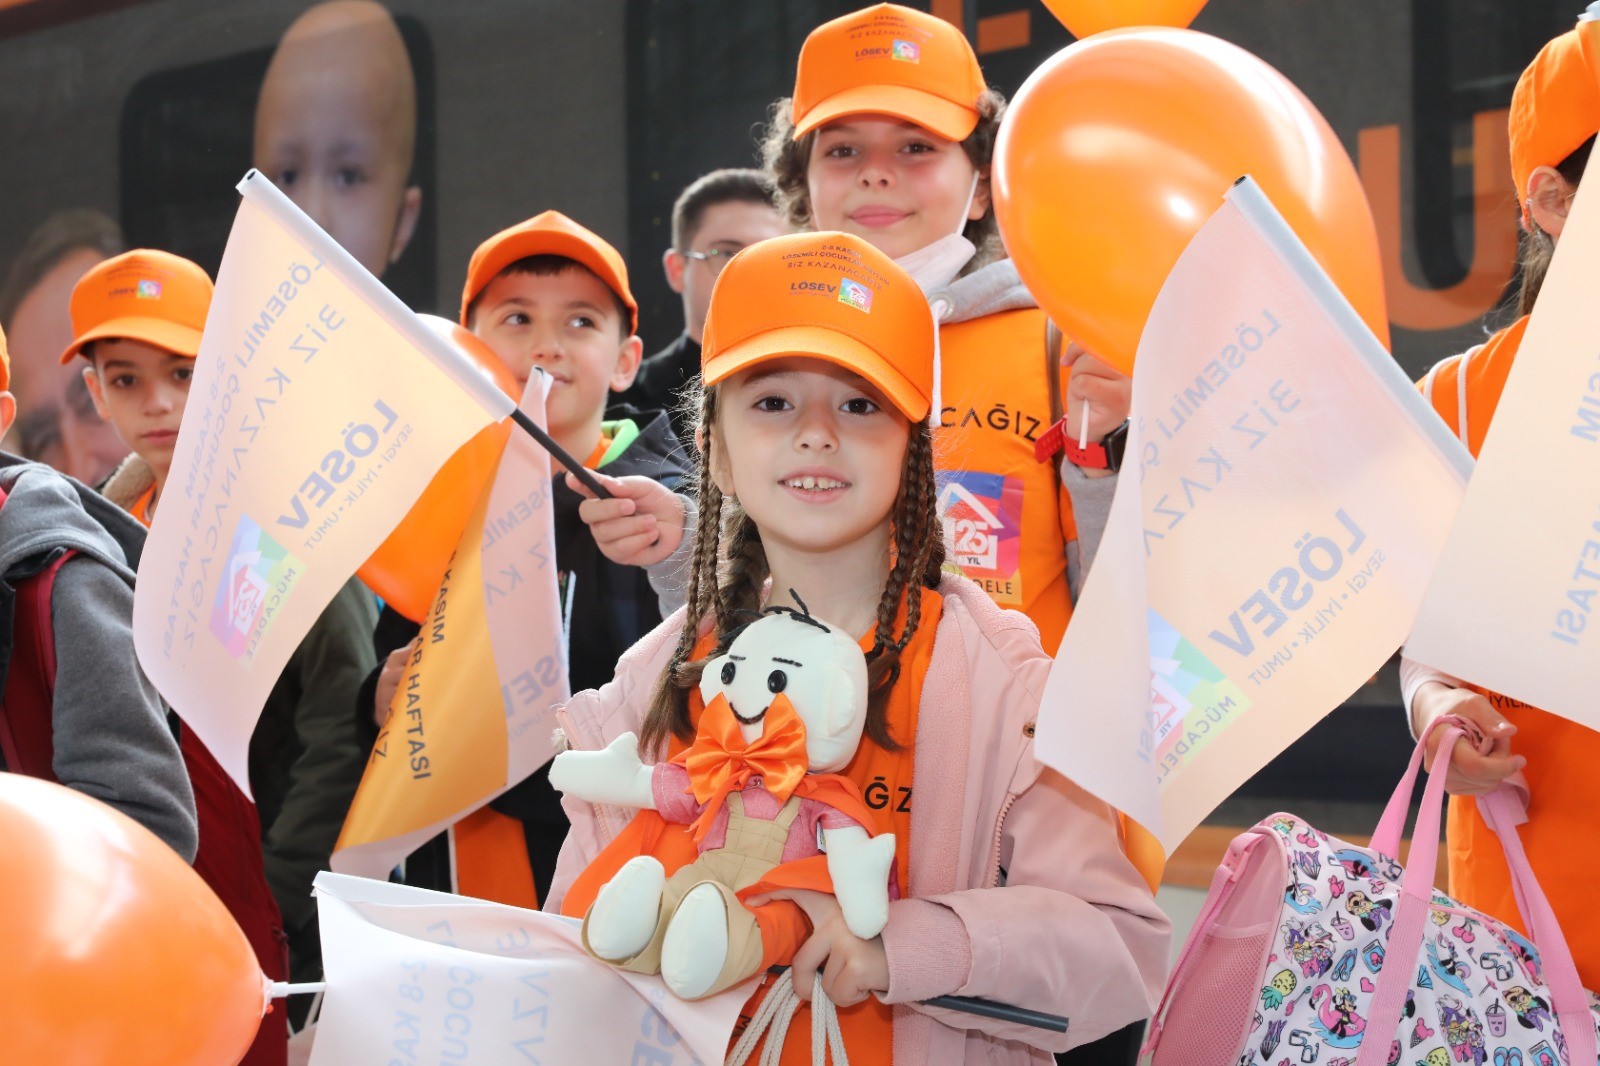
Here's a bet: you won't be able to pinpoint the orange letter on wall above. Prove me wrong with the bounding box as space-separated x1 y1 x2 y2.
1359 109 1518 333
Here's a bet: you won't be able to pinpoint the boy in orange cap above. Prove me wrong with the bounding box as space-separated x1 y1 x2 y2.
63 250 379 1045
1407 19 1600 986
364 210 690 907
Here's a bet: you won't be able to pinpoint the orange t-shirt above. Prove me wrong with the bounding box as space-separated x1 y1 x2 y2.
936 308 1077 652
1419 316 1600 986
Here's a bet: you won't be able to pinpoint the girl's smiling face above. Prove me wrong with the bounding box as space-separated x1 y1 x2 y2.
710 356 909 560
804 115 989 260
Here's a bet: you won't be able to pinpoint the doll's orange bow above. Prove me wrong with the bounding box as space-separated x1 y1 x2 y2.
681 692 809 844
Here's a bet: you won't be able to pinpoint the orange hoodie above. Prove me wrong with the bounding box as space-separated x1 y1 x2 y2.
936 306 1079 652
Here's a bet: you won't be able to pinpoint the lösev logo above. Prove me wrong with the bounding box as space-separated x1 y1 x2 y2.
892 39 919 62
211 514 303 659
137 280 163 299
838 277 873 312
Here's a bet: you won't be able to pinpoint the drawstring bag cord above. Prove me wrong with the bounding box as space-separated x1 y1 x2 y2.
725 970 848 1066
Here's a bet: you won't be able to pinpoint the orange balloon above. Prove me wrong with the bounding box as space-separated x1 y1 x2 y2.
358 320 518 622
0 775 266 1064
993 29 1388 375
1042 0 1208 38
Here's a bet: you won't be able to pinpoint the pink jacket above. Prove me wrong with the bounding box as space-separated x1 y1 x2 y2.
546 575 1171 1062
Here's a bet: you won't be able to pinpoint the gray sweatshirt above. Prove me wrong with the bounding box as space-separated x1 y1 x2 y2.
0 456 198 860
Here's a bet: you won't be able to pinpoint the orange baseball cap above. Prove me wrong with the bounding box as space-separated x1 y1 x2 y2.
60 250 213 364
1509 22 1600 226
700 230 933 421
792 3 987 142
460 210 638 332
0 322 10 392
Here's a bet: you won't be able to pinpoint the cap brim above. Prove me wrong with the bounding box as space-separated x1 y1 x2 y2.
702 324 928 422
794 84 979 142
461 231 638 331
60 317 203 364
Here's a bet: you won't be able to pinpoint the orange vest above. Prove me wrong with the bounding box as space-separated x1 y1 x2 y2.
935 308 1077 653
1419 315 1600 986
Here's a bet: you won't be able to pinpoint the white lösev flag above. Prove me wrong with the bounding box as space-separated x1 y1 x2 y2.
1037 178 1471 851
310 873 750 1066
1406 164 1600 725
133 170 513 795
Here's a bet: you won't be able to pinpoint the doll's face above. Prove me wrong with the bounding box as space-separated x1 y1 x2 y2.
699 609 869 773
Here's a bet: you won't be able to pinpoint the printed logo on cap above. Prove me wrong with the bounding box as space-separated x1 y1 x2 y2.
838 277 874 313
137 280 163 300
891 39 920 62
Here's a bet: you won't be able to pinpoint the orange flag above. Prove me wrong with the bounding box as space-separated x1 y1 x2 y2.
332 373 567 884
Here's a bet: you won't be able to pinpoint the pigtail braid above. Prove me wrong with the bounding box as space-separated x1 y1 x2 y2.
641 388 726 752
861 422 942 750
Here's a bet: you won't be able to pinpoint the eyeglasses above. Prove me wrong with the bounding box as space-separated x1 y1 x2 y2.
681 245 743 275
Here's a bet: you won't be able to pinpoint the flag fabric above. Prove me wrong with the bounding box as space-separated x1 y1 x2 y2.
310 872 750 1066
332 373 568 881
1036 178 1472 851
133 171 514 795
1406 164 1600 725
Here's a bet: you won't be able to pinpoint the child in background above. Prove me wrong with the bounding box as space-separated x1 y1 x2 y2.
64 250 380 1056
550 230 1168 1064
1407 25 1600 985
759 3 1133 656
365 210 689 906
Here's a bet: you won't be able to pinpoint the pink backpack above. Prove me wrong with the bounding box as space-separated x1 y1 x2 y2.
1143 717 1599 1066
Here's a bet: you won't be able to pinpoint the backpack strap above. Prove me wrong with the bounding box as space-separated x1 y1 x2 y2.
0 479 73 779
1044 319 1066 427
1033 319 1070 463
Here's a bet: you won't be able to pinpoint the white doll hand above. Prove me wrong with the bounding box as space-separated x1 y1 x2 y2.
548 731 656 809
821 825 896 939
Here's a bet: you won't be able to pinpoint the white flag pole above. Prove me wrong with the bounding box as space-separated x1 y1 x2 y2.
1226 177 1473 482
238 170 515 424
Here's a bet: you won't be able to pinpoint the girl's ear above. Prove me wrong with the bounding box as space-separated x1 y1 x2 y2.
970 167 993 221
1527 165 1576 238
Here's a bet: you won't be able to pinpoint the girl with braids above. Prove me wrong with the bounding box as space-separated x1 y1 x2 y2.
548 230 1168 1064
1405 22 1600 986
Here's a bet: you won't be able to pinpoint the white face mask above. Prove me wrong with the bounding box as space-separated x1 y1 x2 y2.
892 172 981 295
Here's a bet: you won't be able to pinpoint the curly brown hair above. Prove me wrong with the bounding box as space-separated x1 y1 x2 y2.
757 89 1009 272
638 381 946 755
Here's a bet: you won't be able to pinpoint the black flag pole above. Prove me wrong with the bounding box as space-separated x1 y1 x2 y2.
509 407 613 500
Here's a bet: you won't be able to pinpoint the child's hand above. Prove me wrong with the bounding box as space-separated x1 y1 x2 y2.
1412 681 1525 795
373 642 414 728
567 471 686 567
746 887 890 1008
1062 342 1131 478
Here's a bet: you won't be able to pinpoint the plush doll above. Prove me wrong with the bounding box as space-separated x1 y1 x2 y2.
548 602 896 1000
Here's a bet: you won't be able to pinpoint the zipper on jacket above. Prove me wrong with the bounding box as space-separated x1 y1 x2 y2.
985 792 1019 887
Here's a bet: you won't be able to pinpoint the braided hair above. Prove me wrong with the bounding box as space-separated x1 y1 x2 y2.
638 383 945 755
